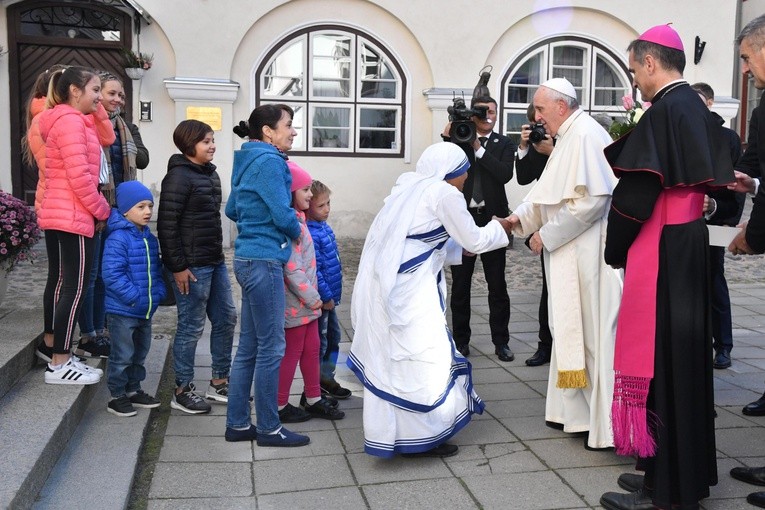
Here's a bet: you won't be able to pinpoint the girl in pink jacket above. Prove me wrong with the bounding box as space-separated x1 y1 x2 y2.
31 66 112 385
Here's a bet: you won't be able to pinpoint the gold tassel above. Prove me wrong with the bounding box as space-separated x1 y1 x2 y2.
557 369 587 389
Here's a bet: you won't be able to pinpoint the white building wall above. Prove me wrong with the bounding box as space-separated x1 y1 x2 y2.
0 0 747 239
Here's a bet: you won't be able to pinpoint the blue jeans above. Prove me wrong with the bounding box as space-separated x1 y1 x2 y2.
227 259 286 434
77 230 106 336
106 313 152 398
318 308 342 381
172 262 237 388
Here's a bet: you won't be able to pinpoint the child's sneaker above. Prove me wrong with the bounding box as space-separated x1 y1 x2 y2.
71 357 104 377
300 392 338 409
205 380 229 403
171 384 211 414
320 378 352 400
303 397 345 420
44 359 101 385
129 390 161 409
256 427 310 447
35 342 53 363
278 403 312 423
74 336 110 359
107 396 137 417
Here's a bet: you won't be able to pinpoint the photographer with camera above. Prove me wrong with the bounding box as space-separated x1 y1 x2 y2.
516 103 554 367
441 95 516 362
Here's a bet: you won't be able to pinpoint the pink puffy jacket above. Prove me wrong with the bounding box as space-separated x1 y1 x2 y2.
28 99 114 216
34 104 112 237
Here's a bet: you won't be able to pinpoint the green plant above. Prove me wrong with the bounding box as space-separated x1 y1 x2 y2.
121 48 153 70
608 95 651 140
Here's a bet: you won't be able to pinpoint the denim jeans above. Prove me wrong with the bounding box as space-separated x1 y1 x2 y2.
106 313 152 398
172 261 237 388
227 259 286 434
318 308 342 380
78 230 106 336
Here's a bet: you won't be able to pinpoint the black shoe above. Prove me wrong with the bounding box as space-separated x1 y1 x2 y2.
171 384 212 414
278 403 312 423
599 488 653 510
731 466 765 486
545 420 564 430
495 344 515 362
303 397 345 420
301 392 338 409
107 396 137 417
129 390 161 409
74 337 110 359
525 348 551 366
225 424 258 442
319 378 352 399
748 491 765 508
455 344 470 357
743 392 765 416
584 435 614 452
35 343 54 363
617 473 644 492
713 348 731 369
402 443 459 458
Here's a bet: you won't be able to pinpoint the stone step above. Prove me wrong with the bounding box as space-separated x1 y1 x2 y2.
0 308 41 401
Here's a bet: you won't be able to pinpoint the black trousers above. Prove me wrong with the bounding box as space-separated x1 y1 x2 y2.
450 210 510 347
537 252 553 351
709 245 732 352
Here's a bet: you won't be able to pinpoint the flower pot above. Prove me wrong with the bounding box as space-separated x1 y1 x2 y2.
125 67 145 80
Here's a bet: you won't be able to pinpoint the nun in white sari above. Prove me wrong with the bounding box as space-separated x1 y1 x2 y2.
347 142 511 458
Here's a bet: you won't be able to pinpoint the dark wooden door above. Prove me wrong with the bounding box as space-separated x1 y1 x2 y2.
7 1 133 204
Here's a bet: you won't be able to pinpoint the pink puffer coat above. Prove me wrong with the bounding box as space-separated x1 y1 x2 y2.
35 104 112 237
29 99 114 216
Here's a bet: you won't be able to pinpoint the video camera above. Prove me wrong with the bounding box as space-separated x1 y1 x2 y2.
448 97 488 145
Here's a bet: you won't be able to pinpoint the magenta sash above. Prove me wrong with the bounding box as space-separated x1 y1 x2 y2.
612 187 704 456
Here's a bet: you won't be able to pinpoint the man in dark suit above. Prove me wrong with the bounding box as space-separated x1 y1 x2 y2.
442 96 516 362
726 13 765 509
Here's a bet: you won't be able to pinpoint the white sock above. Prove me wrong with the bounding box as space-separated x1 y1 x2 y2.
48 362 64 370
278 404 286 411
306 396 321 405
267 426 283 435
232 425 250 431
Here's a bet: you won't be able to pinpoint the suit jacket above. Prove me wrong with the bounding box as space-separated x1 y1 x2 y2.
741 96 765 252
515 144 549 185
442 132 515 218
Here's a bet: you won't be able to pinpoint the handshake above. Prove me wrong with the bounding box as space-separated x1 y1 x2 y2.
494 214 545 254
493 214 519 237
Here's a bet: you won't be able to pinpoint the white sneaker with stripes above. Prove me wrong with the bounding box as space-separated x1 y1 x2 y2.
44 358 101 385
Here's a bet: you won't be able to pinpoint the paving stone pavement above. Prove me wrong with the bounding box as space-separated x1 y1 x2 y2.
6 237 765 509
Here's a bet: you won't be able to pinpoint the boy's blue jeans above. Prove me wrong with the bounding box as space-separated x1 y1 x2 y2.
172 262 237 388
318 308 342 381
106 313 152 398
77 230 106 336
227 259 285 434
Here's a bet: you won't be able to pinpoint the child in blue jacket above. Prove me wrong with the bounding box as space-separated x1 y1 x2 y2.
306 180 351 399
103 181 167 417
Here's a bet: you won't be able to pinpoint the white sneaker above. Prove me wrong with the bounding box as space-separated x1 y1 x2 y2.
45 359 101 385
71 357 104 377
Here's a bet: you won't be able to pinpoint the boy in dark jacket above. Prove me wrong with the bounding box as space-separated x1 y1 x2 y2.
306 181 351 399
103 181 167 417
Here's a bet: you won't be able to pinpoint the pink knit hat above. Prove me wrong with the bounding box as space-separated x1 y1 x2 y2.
286 160 312 192
638 23 684 51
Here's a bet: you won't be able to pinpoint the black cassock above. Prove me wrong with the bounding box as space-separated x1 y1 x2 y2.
604 81 735 509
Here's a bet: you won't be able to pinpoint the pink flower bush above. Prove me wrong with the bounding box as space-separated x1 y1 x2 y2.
0 191 42 273
609 95 651 140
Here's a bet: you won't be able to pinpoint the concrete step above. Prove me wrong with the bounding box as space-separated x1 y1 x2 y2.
0 308 41 400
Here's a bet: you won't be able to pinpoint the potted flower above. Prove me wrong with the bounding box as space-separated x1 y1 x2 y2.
121 48 153 80
0 191 42 274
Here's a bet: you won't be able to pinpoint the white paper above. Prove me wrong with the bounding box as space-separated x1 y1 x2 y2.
708 225 741 247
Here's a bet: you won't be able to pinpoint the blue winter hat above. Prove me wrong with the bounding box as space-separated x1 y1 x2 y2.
116 181 153 215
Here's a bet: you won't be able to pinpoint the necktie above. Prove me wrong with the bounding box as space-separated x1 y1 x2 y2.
473 137 488 204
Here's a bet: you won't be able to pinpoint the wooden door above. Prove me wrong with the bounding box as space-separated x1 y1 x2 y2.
7 0 133 203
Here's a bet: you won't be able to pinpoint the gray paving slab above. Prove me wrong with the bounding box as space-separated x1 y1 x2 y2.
363 478 478 510
148 497 258 509
253 455 355 495
463 470 585 509
149 462 253 499
346 452 453 485
444 443 547 476
259 486 366 510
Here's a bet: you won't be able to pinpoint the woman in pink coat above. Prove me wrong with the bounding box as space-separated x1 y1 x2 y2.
31 66 112 385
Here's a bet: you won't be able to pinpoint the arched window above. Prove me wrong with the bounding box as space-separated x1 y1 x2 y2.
500 37 632 143
257 25 405 157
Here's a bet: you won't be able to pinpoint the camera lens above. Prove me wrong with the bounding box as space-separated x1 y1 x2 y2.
455 123 472 140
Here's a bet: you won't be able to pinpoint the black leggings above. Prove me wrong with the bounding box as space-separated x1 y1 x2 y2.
43 230 94 354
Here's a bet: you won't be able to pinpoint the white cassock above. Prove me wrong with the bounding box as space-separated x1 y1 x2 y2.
348 143 509 457
512 110 623 449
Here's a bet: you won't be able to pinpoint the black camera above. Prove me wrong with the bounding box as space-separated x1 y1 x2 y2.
447 97 488 145
528 123 547 144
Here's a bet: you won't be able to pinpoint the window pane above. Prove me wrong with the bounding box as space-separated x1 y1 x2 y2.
504 112 529 146
359 129 395 149
263 38 304 98
553 46 584 66
507 53 542 104
359 43 397 99
593 56 627 106
360 108 396 128
313 106 351 148
312 33 352 98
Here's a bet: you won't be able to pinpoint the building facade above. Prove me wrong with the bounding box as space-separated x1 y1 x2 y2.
0 0 758 239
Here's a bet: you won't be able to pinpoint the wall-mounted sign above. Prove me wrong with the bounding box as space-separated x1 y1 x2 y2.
185 106 222 131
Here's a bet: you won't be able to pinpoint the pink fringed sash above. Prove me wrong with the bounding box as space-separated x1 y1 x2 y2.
612 187 704 457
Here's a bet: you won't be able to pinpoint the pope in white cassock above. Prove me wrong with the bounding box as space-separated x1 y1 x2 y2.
347 142 513 458
509 78 623 450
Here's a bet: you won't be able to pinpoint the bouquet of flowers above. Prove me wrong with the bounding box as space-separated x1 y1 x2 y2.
121 49 153 70
0 191 42 273
608 95 651 140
